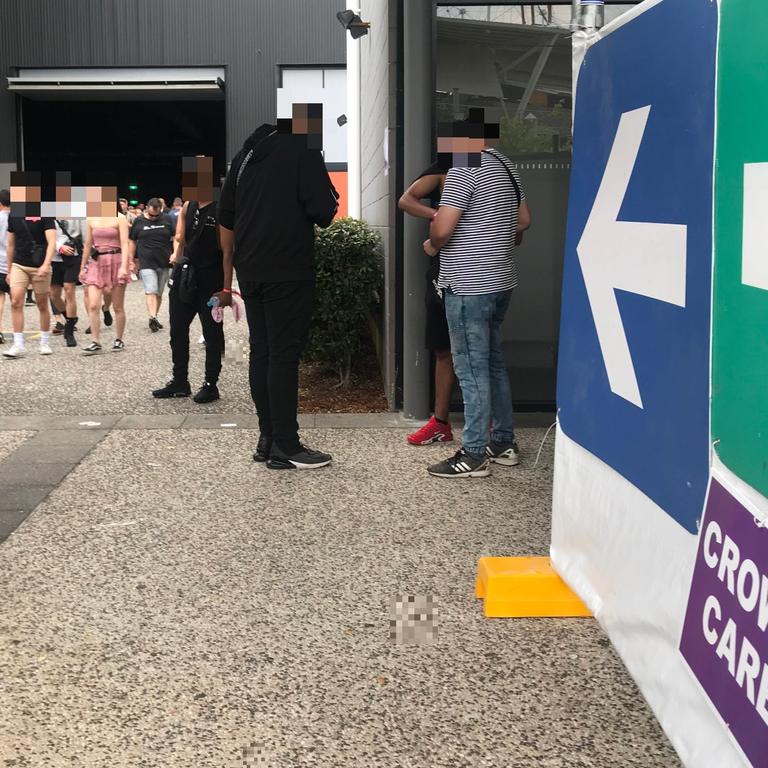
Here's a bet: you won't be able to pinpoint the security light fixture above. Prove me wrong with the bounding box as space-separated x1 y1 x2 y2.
337 9 370 39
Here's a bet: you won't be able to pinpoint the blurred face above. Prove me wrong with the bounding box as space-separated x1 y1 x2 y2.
85 186 118 217
146 206 161 219
182 155 215 202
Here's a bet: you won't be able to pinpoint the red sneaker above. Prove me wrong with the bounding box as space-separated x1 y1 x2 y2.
407 416 453 446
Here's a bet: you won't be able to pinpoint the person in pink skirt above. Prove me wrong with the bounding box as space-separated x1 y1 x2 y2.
78 187 130 354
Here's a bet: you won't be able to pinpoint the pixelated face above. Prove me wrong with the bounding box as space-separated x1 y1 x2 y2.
437 108 500 168
277 103 323 150
45 172 87 219
146 205 161 219
182 155 215 201
10 171 42 217
84 185 118 218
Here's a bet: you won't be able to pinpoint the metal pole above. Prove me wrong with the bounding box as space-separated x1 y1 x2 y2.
346 10 362 219
515 33 559 120
402 0 432 420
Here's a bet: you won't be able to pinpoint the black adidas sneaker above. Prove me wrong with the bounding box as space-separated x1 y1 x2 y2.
427 449 491 478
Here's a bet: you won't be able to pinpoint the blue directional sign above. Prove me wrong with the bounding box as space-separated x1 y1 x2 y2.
557 0 718 533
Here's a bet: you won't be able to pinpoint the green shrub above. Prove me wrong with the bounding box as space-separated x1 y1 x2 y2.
308 217 383 387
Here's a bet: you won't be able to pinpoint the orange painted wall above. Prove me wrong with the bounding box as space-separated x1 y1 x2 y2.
328 170 348 219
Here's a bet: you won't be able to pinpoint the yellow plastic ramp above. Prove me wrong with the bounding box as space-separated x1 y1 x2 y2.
476 556 592 618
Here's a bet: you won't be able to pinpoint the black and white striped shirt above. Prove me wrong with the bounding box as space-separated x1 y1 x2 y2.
437 149 525 296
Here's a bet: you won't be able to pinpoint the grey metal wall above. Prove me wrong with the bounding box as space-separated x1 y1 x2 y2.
0 0 345 165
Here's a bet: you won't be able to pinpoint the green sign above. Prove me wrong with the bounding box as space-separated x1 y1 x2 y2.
712 0 768 497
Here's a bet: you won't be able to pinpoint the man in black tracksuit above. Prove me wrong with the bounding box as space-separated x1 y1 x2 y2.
216 123 338 470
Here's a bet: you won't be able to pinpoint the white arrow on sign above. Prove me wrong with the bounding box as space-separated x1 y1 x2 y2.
577 105 688 409
742 162 768 291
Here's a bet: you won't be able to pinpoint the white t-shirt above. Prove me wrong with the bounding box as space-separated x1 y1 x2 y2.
437 149 525 296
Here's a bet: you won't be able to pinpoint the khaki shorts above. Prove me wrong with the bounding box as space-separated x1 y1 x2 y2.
10 262 52 295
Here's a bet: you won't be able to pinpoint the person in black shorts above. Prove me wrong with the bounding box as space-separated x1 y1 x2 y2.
398 161 457 446
51 218 85 346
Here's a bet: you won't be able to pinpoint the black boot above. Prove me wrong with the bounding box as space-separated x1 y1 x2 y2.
64 316 78 348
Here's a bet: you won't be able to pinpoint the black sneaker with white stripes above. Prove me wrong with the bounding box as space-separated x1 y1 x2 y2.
486 440 520 466
267 443 332 470
428 449 491 478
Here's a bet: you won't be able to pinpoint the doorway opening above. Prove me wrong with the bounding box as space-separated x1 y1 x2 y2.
22 99 226 204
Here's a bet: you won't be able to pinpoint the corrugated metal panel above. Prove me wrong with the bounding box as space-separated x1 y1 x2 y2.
0 0 345 161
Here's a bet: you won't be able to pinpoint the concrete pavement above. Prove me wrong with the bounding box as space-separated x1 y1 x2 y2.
0 278 680 766
0 416 680 767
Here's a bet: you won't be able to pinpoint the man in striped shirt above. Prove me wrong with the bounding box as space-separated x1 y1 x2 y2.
424 111 531 478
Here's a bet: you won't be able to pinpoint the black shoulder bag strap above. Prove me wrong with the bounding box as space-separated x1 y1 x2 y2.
482 150 522 207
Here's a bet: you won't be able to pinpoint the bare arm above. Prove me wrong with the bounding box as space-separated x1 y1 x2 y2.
518 200 532 232
80 221 92 277
128 238 137 272
428 206 463 250
6 232 14 272
36 229 56 277
118 215 130 275
170 202 188 264
398 174 444 219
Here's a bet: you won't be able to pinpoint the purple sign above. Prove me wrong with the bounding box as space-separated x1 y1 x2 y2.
680 478 768 768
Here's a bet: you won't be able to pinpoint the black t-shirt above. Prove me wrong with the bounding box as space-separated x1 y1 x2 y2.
416 161 449 207
414 163 448 274
7 217 55 267
184 202 222 270
129 215 175 270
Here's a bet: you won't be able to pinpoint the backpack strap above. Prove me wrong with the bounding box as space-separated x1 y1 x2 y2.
235 129 278 189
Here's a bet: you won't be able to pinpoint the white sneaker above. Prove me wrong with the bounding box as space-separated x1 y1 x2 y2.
3 343 25 358
39 343 53 356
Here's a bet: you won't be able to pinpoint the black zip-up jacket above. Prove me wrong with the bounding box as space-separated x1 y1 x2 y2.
218 123 339 282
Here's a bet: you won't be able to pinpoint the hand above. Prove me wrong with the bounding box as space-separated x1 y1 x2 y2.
211 290 232 308
118 266 128 281
423 239 439 257
130 260 138 275
60 245 76 257
169 253 177 266
35 263 50 279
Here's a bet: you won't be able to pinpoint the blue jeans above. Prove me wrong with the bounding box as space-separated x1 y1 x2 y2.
444 290 515 457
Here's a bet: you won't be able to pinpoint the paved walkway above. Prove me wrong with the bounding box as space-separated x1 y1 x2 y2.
0 285 680 766
2 280 257 415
